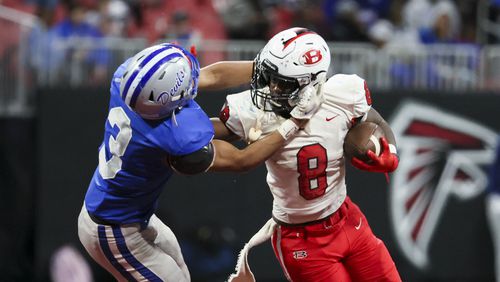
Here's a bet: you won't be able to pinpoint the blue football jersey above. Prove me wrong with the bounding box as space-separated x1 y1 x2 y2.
85 59 214 225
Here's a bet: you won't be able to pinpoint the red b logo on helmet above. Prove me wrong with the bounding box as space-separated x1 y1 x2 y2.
301 49 323 65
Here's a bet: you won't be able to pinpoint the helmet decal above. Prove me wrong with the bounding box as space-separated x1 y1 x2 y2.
156 69 186 105
300 49 323 65
129 52 183 108
282 29 315 50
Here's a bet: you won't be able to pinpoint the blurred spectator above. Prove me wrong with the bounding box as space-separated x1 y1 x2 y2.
24 0 58 9
137 0 226 64
132 0 167 43
455 0 477 42
26 5 56 84
322 0 371 41
292 0 332 40
164 10 201 48
368 19 395 48
402 0 433 31
322 0 390 41
49 1 110 84
366 21 422 88
261 1 294 39
418 0 461 44
479 0 500 44
86 0 131 38
102 0 130 37
213 0 268 40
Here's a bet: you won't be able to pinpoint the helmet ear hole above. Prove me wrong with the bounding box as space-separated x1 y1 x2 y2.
148 91 155 102
159 71 166 80
311 72 317 81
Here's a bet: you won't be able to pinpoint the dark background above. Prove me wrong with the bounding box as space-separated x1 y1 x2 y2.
1 88 498 281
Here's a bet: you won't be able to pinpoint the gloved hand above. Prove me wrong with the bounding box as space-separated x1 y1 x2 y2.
290 85 323 120
351 137 399 173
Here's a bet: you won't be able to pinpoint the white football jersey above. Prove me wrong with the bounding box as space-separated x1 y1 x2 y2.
221 74 372 224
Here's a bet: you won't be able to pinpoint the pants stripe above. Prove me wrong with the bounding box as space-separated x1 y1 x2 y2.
97 225 137 281
112 226 163 281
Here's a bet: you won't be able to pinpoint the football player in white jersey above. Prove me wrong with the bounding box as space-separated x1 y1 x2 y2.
208 28 402 281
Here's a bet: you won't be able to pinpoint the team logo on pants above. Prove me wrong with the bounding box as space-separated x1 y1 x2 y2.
293 250 308 259
388 101 497 269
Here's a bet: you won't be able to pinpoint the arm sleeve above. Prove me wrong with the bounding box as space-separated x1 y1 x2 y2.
168 142 215 175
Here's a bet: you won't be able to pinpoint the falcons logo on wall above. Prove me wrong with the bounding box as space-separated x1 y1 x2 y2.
389 101 498 269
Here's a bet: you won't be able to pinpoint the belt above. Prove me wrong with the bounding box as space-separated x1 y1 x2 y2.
272 202 348 228
88 212 116 226
273 211 338 227
88 212 150 230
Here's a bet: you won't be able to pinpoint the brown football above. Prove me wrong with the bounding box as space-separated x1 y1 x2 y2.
343 122 385 162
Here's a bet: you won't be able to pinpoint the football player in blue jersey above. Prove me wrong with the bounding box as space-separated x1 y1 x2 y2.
77 43 322 281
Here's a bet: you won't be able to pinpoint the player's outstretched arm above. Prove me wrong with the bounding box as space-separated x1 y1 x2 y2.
208 84 323 172
198 61 253 91
209 118 304 172
167 118 305 174
168 84 323 174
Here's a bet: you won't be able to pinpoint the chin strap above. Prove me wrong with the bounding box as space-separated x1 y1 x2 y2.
171 110 178 126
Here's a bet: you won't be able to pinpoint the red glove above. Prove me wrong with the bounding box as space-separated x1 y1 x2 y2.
351 137 399 173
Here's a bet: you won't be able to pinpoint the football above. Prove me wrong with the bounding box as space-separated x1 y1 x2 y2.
343 122 385 162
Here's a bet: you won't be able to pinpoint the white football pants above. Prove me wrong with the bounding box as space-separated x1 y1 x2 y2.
487 193 500 282
78 205 190 282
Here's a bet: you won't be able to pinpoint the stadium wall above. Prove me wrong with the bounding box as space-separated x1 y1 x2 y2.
30 88 500 281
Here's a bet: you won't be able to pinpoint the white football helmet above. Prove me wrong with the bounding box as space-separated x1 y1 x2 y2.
120 43 199 120
251 27 331 115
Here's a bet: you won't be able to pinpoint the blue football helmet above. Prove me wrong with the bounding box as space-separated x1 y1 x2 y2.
119 43 200 120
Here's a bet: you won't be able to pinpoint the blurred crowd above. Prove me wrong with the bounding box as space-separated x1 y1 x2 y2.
1 0 496 47
1 0 500 87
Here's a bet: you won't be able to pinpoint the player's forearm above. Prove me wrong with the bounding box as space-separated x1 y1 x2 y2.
366 108 397 147
210 118 304 172
198 61 253 91
211 131 285 172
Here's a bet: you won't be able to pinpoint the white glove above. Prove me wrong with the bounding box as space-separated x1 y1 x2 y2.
290 84 323 120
